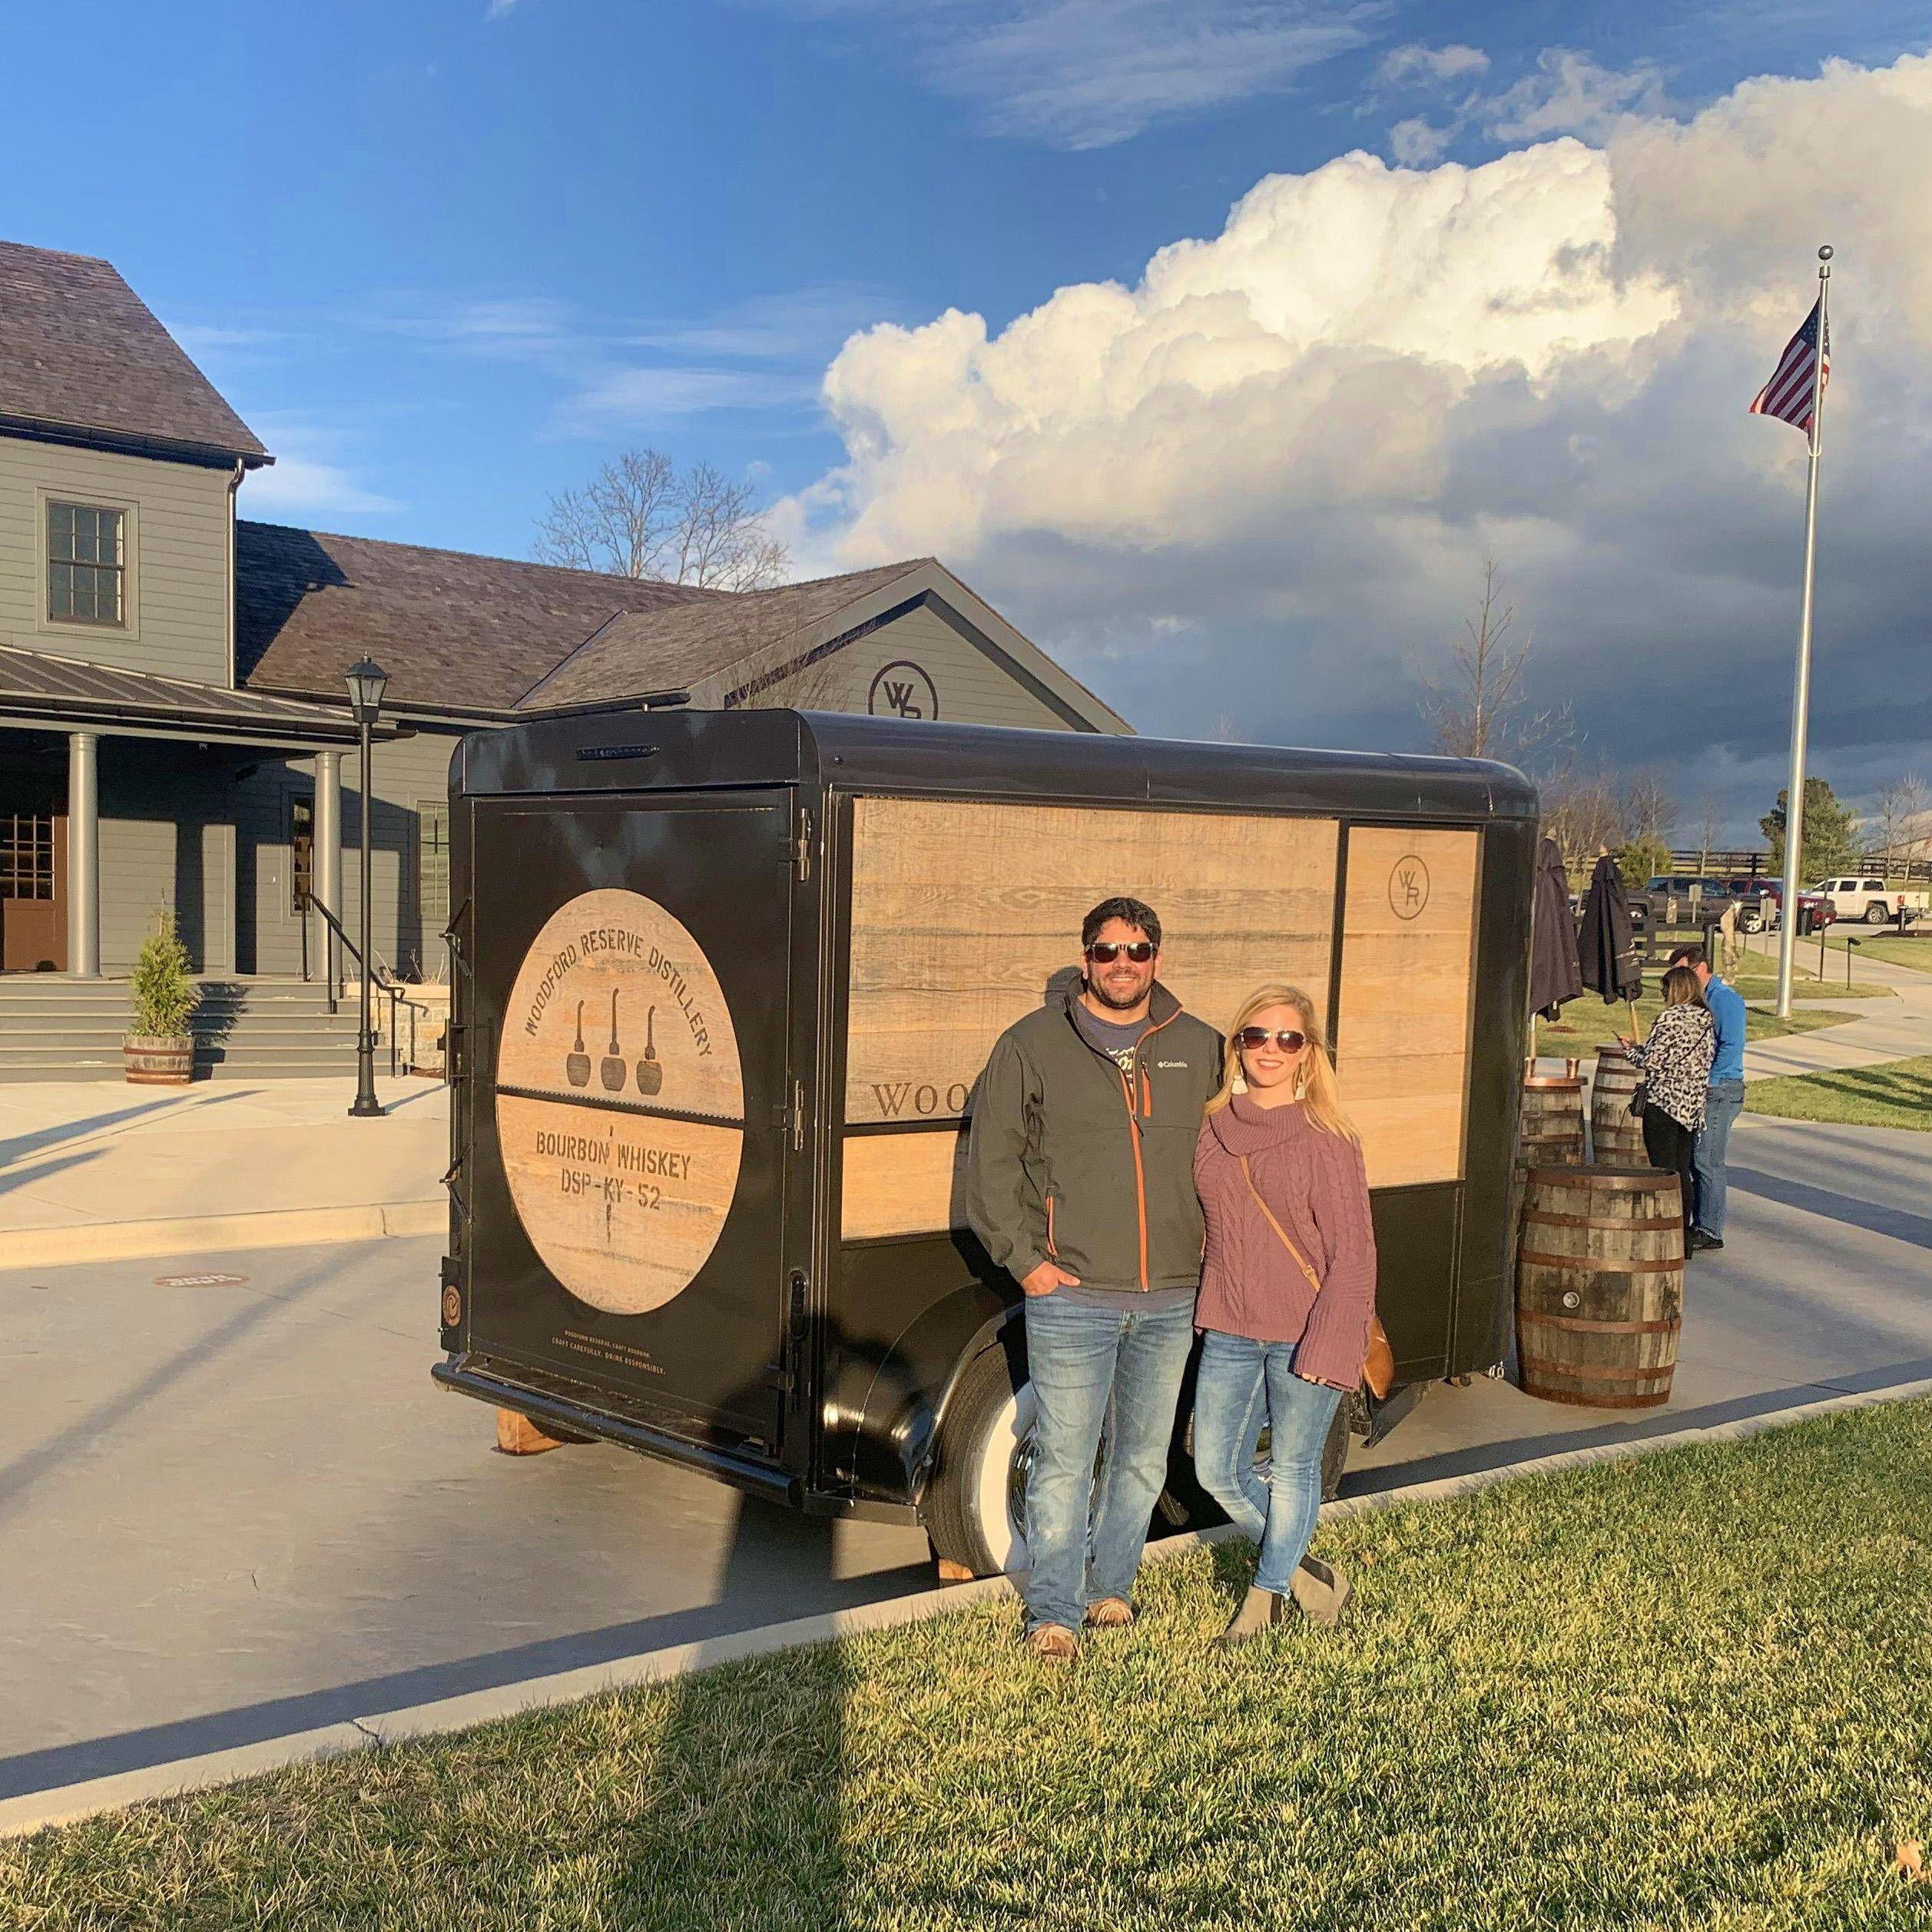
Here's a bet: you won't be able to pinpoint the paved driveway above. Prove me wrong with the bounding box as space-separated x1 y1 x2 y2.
3 1115 1929 1802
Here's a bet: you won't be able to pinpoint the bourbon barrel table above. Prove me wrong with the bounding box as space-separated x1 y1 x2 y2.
1516 1165 1685 1408
1519 1072 1586 1168
1589 1046 1646 1165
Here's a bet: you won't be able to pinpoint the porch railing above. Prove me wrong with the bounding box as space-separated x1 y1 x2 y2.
303 893 407 1078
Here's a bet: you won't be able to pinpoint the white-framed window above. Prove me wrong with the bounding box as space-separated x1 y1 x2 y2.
47 500 127 627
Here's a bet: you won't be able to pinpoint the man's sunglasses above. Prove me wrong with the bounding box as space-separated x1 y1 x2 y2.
1085 941 1155 963
1238 1026 1308 1054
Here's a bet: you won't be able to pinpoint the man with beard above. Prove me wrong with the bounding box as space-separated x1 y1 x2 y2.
966 897 1221 1661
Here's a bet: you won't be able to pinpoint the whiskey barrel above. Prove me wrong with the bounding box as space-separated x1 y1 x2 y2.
1516 1165 1684 1408
1519 1074 1586 1168
1589 1046 1646 1165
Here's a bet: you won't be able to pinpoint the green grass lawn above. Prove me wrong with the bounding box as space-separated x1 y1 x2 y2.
1821 932 1932 974
1746 1057 1932 1132
1536 991 1847 1056
7 1401 1931 1930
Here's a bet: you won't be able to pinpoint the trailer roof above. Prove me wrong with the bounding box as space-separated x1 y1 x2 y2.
454 708 1538 823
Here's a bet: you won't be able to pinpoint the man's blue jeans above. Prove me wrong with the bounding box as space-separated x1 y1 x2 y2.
1021 1292 1195 1633
1191 1330 1342 1596
1695 1078 1746 1238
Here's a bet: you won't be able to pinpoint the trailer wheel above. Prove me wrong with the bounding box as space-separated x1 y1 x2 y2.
1867 900 1893 924
927 1344 1036 1578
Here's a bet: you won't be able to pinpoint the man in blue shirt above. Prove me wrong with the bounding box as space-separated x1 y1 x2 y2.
1669 944 1746 1250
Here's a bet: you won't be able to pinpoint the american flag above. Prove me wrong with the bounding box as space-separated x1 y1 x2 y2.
1749 299 1830 435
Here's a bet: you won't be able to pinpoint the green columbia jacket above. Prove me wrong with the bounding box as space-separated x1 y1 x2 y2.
964 981 1222 1294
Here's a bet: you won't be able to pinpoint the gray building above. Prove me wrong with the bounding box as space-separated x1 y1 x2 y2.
0 240 1128 1076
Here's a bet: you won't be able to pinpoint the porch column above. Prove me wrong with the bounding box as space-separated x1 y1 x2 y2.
67 731 101 979
314 750 343 989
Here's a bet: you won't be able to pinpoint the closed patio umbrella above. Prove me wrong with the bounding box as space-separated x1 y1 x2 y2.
1578 851 1643 1036
1529 837 1584 1019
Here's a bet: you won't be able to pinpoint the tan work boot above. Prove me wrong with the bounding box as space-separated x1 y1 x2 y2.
1084 1597 1135 1630
1027 1623 1079 1663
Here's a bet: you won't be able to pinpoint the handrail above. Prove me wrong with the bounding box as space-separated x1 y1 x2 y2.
306 891 406 1076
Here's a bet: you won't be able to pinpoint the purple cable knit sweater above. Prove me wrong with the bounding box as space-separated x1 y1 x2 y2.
1194 1093 1379 1388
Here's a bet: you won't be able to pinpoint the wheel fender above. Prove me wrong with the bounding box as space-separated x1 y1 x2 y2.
845 1282 1021 1509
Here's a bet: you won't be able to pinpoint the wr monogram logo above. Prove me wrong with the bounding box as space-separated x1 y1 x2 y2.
868 660 938 721
1388 855 1430 920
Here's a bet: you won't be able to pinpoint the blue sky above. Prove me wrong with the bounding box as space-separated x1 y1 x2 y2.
3 2 1929 826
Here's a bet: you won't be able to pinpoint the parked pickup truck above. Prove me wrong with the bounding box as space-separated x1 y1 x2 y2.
1736 880 1836 934
1808 877 1930 925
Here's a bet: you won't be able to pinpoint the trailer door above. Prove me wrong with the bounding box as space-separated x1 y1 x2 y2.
469 789 797 1451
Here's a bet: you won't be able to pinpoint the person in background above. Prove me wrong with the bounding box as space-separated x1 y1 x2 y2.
1619 966 1715 1237
1191 984 1376 1644
964 896 1221 1663
1668 943 1748 1251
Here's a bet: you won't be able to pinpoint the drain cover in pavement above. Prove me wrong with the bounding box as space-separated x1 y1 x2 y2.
153 1271 251 1287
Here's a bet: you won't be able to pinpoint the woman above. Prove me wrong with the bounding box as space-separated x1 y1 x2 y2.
1193 984 1377 1644
1621 966 1715 1216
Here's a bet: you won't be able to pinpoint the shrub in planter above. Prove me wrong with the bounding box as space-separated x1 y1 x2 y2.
125 911 200 1085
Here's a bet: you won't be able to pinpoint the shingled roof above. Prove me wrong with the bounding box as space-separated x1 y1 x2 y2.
0 240 267 461
235 521 719 710
518 559 931 711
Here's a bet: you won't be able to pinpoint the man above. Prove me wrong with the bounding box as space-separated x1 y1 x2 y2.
1669 943 1746 1251
965 896 1221 1662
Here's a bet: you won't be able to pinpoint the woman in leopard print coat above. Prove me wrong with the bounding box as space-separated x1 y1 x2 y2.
1622 965 1715 1224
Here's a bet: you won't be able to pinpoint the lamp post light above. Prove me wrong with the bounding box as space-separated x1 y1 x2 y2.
344 658 388 1119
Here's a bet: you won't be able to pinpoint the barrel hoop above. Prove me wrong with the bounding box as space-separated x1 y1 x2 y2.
1524 1166 1681 1191
1521 1210 1681 1232
1523 1078 1586 1092
1517 1311 1682 1336
1519 1353 1675 1384
1518 1248 1684 1274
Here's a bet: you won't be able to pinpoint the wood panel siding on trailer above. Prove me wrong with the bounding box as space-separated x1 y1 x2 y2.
1335 826 1480 1188
841 797 1339 1240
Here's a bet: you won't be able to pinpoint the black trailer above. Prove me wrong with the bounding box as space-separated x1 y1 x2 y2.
435 708 1537 1573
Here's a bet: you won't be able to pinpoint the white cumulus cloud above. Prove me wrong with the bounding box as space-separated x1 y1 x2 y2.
785 51 1932 824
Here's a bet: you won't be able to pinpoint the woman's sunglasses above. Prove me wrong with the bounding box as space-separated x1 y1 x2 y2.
1085 941 1155 963
1238 1026 1308 1054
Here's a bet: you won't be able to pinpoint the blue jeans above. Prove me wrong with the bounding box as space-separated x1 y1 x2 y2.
1021 1292 1195 1633
1192 1330 1342 1596
1694 1079 1745 1238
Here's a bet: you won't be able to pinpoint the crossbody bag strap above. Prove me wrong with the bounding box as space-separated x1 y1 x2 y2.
1237 1153 1324 1297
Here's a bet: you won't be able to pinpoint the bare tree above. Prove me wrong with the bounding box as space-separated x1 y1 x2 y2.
1417 555 1568 761
535 446 789 590
1619 770 1677 849
1694 793 1725 873
1539 758 1623 873
1871 773 1929 877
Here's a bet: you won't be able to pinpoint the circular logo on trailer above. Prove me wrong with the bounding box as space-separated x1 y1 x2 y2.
494 888 744 1315
867 660 938 721
1388 855 1430 921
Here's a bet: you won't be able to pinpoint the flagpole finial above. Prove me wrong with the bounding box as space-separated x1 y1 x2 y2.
1818 244 1834 265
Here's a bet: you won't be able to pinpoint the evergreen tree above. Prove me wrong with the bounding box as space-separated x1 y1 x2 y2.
1760 777 1859 880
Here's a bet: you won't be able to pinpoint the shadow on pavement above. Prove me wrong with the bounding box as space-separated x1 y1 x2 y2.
1728 1165 1932 1251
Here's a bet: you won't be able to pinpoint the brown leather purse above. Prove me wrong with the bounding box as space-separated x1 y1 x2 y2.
1238 1154 1395 1400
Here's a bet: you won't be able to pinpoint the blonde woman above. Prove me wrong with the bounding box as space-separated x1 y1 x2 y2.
1193 985 1377 1643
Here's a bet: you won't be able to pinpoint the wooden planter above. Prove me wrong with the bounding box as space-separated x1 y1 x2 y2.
124 1035 195 1085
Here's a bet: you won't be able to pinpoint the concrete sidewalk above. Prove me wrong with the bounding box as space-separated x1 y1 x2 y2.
1740 947 1932 1082
0 1078 447 1268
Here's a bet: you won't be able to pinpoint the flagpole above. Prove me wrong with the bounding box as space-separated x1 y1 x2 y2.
1775 245 1832 1019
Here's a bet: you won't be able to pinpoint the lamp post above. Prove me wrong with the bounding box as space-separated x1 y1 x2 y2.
344 658 388 1118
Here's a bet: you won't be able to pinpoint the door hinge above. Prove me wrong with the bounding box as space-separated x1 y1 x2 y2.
791 1079 806 1152
770 1269 810 1394
792 810 812 881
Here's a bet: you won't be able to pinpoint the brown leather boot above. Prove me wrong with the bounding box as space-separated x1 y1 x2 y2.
1291 1556 1353 1627
1215 1586 1283 1646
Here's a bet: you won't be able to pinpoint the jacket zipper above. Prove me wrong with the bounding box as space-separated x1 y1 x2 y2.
1045 1194 1056 1257
1116 1009 1180 1292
